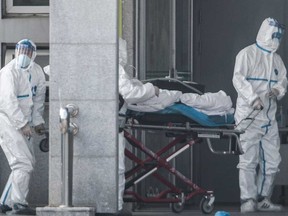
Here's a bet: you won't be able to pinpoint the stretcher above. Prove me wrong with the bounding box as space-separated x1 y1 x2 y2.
121 78 256 214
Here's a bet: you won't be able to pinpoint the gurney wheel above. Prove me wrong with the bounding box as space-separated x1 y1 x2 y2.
39 138 49 152
171 201 184 213
200 196 214 214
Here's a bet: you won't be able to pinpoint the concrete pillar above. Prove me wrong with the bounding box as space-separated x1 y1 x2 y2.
37 0 119 215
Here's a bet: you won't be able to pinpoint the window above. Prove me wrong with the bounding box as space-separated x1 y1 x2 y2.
3 0 49 16
137 0 194 81
13 0 49 6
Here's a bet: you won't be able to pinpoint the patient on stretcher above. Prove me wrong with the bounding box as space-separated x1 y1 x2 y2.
126 88 235 127
127 89 234 116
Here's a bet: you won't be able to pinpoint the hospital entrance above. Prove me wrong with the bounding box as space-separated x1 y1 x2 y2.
0 0 288 215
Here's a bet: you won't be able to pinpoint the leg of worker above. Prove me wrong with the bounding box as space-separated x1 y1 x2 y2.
257 123 282 211
0 123 35 214
118 131 125 211
257 135 280 198
0 136 35 208
117 132 133 216
238 143 259 200
237 122 262 212
0 174 12 212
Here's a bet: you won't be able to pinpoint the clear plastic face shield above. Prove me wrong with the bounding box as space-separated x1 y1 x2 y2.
15 39 36 71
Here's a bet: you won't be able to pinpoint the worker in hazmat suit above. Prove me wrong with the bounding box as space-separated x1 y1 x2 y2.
118 38 159 216
232 18 287 213
0 39 46 215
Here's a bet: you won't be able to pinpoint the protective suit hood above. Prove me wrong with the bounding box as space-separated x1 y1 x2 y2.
119 38 127 66
256 17 285 53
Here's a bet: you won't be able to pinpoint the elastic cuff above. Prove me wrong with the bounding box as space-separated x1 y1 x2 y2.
241 198 256 204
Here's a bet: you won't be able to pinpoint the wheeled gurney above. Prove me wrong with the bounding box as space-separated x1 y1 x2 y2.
122 78 254 214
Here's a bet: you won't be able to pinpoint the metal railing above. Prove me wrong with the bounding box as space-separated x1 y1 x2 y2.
59 104 79 207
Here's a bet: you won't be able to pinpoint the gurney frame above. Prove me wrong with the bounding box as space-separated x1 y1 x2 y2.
123 120 245 214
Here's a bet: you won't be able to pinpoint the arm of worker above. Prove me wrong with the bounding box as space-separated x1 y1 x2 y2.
119 65 158 104
0 68 28 129
268 55 288 100
232 50 259 107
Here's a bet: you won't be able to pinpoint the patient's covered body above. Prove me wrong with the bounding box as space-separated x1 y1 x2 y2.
180 90 234 115
127 89 182 112
127 89 234 116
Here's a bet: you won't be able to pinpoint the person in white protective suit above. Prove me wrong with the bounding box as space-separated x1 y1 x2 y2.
43 65 50 76
0 39 46 215
118 38 159 216
232 18 287 213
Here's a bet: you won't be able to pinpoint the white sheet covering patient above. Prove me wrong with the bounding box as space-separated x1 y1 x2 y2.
180 90 234 115
127 89 182 112
127 88 234 116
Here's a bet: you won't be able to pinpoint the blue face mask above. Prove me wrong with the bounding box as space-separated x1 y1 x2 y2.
17 54 31 69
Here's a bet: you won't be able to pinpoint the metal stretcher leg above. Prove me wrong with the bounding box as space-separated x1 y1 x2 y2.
123 129 215 214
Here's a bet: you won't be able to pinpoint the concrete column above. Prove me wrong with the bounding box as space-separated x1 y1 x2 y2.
37 0 119 215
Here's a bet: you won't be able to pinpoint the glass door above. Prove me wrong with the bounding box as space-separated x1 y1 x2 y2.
136 0 194 81
134 1 195 208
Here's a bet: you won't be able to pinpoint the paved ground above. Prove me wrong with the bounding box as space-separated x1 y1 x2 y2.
2 205 288 215
132 206 288 216
2 209 288 216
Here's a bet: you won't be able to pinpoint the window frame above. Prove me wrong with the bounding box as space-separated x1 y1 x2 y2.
1 42 49 68
2 0 49 17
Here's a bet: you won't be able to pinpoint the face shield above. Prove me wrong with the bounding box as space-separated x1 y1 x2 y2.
15 39 37 71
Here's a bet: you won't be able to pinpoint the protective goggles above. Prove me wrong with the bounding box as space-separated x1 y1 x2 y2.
268 18 285 30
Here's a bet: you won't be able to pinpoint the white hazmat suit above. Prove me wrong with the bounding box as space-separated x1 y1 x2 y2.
118 38 157 213
0 39 46 215
233 18 287 212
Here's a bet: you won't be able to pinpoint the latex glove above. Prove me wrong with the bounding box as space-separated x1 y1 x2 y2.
252 98 264 110
34 123 45 135
154 86 160 97
21 123 32 137
266 88 279 99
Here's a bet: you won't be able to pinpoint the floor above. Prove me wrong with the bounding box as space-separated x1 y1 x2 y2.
2 206 288 216
1 202 288 216
132 206 288 216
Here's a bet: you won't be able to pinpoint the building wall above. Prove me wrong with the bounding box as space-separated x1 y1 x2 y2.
49 0 118 213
